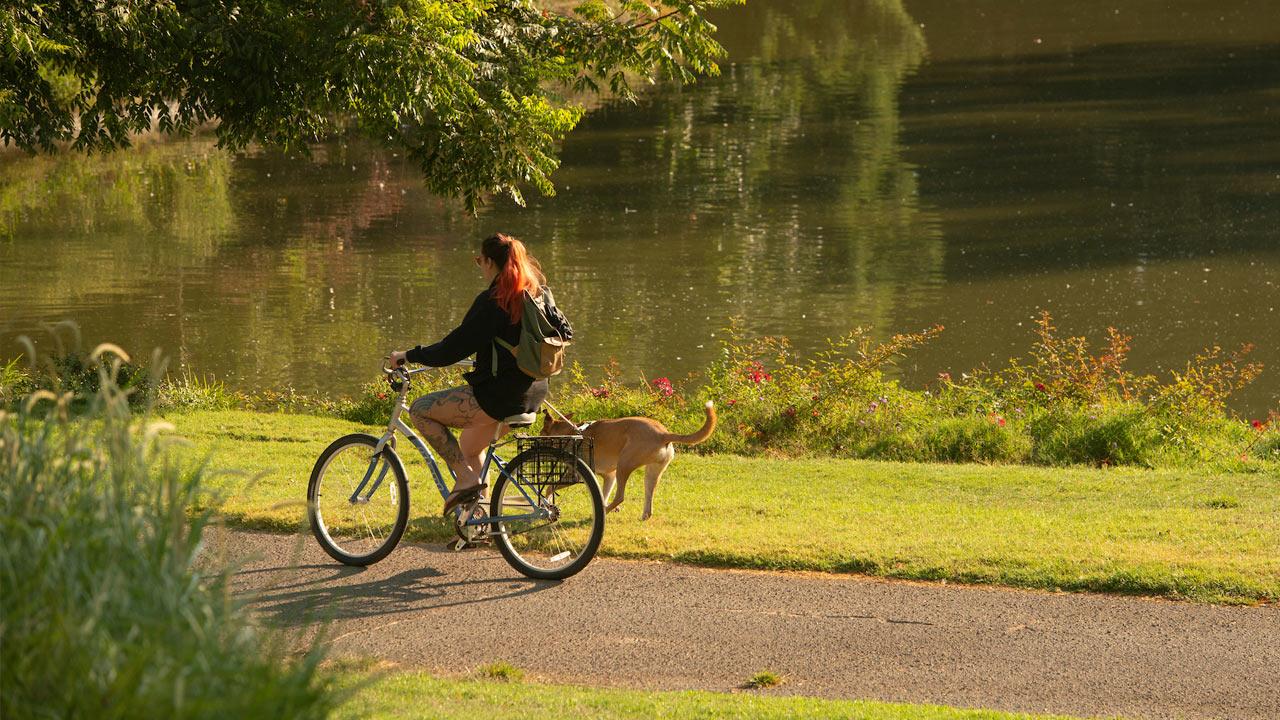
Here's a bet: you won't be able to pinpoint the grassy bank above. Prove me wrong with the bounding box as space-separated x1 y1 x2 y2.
333 666 1101 720
171 409 1279 604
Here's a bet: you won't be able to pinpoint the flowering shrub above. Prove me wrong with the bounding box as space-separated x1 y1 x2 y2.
557 314 1272 469
45 313 1272 471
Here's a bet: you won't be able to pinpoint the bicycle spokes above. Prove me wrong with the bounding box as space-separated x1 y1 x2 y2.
310 437 407 562
490 447 603 578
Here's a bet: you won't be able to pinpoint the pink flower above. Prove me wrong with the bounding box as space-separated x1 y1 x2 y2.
590 386 611 398
651 377 674 398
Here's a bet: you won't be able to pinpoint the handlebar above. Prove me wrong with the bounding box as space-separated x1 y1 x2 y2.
381 358 475 379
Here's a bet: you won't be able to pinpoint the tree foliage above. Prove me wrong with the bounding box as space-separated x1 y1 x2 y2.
0 0 741 209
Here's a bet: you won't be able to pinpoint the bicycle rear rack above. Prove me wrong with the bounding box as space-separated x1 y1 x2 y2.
515 435 594 485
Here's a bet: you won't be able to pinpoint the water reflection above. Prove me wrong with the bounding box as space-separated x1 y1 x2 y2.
2 0 1278 414
502 0 941 357
895 37 1280 410
0 141 233 305
2 0 938 396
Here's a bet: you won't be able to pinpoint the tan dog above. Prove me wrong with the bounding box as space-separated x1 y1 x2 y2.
540 401 716 520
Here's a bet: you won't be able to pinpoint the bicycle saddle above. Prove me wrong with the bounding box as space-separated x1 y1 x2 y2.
504 412 537 428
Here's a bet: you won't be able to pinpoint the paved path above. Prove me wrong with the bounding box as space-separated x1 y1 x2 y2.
213 529 1279 720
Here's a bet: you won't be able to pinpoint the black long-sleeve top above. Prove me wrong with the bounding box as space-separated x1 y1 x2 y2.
405 282 548 420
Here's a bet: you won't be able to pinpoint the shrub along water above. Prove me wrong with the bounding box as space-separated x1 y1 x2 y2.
3 313 1275 470
555 313 1277 470
0 347 333 719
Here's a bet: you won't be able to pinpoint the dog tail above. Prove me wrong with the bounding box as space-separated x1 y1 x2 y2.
663 401 717 445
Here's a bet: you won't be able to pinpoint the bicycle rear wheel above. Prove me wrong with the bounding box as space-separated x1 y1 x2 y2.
308 433 409 566
490 446 604 580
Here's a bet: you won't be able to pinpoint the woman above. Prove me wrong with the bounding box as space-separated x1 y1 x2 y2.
388 233 563 513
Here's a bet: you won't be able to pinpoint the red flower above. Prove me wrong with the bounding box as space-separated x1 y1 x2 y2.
999 417 1006 427
726 399 737 406
745 361 772 384
377 392 387 400
1035 382 1047 392
651 377 674 398
1252 420 1265 430
784 406 797 418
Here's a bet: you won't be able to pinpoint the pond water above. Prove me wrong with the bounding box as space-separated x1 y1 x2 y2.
2 0 1278 415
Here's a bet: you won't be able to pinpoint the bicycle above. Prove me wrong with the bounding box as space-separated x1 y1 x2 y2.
306 359 605 580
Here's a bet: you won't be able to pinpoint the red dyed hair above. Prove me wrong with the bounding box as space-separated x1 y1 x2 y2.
482 233 545 323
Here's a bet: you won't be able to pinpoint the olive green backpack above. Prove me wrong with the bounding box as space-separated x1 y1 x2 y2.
492 287 573 379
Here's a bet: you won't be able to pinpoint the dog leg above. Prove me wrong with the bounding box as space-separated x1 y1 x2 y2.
607 464 638 514
640 448 674 521
599 470 617 505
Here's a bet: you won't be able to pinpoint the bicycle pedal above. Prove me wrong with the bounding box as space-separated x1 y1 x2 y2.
452 538 468 552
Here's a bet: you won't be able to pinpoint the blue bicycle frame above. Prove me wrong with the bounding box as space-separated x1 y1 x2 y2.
362 364 547 529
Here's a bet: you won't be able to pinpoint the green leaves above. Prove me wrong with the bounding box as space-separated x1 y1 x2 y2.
1 0 742 211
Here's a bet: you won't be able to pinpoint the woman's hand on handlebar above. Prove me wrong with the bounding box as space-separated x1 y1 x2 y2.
387 350 407 369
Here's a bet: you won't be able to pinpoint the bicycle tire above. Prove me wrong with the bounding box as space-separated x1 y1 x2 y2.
490 446 604 580
307 433 410 566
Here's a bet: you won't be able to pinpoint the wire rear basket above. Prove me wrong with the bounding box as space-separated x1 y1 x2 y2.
515 435 594 486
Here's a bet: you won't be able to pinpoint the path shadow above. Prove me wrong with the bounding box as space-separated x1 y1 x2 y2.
234 556 557 628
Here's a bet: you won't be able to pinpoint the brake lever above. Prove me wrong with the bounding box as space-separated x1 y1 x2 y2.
383 358 406 392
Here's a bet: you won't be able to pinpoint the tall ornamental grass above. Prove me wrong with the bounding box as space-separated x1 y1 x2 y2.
0 345 333 720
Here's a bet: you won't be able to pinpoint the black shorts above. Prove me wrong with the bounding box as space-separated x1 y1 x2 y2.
467 371 549 421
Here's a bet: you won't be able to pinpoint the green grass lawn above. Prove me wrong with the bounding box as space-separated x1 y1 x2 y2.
169 409 1280 604
333 666 1101 720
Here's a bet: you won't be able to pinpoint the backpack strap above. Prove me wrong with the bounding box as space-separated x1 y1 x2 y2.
491 337 515 377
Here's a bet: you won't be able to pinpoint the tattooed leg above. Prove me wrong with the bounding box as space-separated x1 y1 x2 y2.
409 386 499 490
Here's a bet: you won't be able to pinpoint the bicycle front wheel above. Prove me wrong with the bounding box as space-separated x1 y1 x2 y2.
490 446 604 580
308 433 410 566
